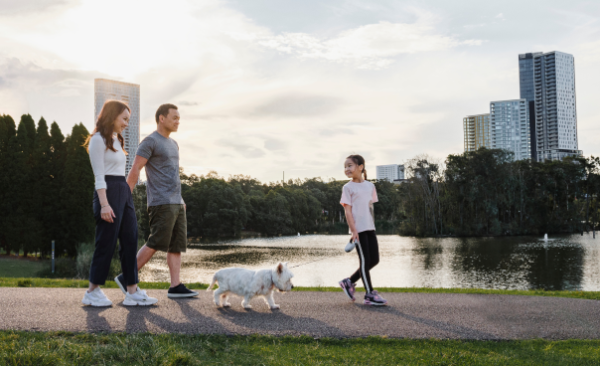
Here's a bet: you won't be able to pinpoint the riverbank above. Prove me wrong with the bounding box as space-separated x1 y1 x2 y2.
2 277 600 300
2 331 599 365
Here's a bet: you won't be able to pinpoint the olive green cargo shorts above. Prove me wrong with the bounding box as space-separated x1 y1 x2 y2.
146 204 187 253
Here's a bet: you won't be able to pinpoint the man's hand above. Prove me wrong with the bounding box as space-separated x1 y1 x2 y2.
127 155 148 192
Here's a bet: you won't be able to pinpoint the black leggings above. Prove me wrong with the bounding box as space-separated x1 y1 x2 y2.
349 230 379 293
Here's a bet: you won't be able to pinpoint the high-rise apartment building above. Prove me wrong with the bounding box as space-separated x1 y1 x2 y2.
490 99 531 161
94 79 140 175
519 51 580 161
463 114 491 152
376 164 405 183
518 52 542 160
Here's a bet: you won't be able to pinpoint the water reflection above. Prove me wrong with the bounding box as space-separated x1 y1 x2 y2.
139 234 600 290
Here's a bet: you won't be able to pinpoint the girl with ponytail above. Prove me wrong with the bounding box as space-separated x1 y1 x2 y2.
338 154 387 306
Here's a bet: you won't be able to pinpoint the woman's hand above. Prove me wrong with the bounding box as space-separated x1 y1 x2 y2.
101 205 116 223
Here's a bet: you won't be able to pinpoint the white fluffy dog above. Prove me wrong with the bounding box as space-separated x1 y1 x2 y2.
207 263 294 310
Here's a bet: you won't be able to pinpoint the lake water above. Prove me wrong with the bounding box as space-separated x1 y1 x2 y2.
139 234 600 291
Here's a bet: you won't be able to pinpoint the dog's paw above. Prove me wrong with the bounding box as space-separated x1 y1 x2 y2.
270 304 280 310
243 305 253 309
223 302 231 307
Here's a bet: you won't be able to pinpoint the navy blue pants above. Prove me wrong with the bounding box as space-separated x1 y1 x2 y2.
349 230 380 293
89 176 139 286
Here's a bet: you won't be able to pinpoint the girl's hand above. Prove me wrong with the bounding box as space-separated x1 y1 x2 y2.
101 205 116 223
351 231 359 243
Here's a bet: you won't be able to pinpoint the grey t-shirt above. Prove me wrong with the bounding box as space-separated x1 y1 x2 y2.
136 131 184 207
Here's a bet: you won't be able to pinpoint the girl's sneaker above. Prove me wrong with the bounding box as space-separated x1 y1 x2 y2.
339 278 356 301
82 287 113 307
364 291 387 306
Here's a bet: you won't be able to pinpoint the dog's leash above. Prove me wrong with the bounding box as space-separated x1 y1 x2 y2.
289 257 330 269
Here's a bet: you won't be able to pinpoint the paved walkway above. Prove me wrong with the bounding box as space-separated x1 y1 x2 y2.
1 288 599 340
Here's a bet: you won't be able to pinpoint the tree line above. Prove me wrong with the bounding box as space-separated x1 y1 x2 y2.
399 148 600 237
133 170 402 241
2 115 598 259
0 114 401 257
0 114 94 257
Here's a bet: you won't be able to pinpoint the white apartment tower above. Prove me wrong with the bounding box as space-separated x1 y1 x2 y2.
376 164 405 183
94 79 140 175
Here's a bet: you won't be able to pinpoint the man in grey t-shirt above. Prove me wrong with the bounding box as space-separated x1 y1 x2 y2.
124 103 198 298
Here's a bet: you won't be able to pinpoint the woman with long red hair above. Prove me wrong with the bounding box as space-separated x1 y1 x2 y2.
82 100 157 307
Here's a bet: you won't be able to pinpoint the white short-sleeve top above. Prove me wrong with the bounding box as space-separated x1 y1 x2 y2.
340 180 378 233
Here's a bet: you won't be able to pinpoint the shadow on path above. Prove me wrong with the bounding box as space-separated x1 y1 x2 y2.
216 307 346 337
84 307 113 332
358 305 499 340
123 298 230 334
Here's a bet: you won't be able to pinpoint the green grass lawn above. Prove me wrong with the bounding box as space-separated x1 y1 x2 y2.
1 331 599 365
0 258 45 278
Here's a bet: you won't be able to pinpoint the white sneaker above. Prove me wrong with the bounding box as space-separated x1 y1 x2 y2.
82 287 113 307
123 288 158 306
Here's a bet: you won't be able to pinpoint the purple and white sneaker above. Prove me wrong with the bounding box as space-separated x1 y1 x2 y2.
364 290 387 306
339 278 356 301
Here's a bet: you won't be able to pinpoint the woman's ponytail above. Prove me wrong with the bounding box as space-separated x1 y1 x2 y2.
363 169 367 180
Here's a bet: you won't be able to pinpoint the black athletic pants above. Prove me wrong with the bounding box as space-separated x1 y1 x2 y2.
349 230 379 293
89 176 139 286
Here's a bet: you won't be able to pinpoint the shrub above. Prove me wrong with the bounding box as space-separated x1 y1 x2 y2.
34 258 77 278
76 242 122 280
76 242 94 279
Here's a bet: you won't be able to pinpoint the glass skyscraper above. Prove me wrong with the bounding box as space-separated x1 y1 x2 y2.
519 51 580 162
463 114 491 152
94 79 141 175
490 99 531 161
518 52 541 160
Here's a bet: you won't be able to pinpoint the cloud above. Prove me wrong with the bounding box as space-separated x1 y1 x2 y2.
0 57 96 90
0 0 74 16
178 101 199 106
319 128 353 137
264 138 286 151
243 16 483 69
218 138 266 158
253 94 342 117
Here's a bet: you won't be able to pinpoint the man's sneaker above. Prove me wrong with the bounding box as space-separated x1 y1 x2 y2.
364 290 388 306
167 283 199 298
339 278 356 301
123 288 158 306
82 287 113 307
114 274 126 295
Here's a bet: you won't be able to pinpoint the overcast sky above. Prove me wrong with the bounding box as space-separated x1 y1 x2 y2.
1 0 599 182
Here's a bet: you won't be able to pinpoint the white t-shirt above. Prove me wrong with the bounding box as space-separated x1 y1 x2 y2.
340 180 378 233
88 132 126 190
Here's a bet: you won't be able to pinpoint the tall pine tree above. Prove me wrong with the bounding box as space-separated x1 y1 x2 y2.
33 117 52 256
61 123 94 257
48 122 66 253
13 114 41 257
0 115 14 254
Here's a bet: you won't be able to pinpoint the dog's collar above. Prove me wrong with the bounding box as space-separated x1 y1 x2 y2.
271 271 283 291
